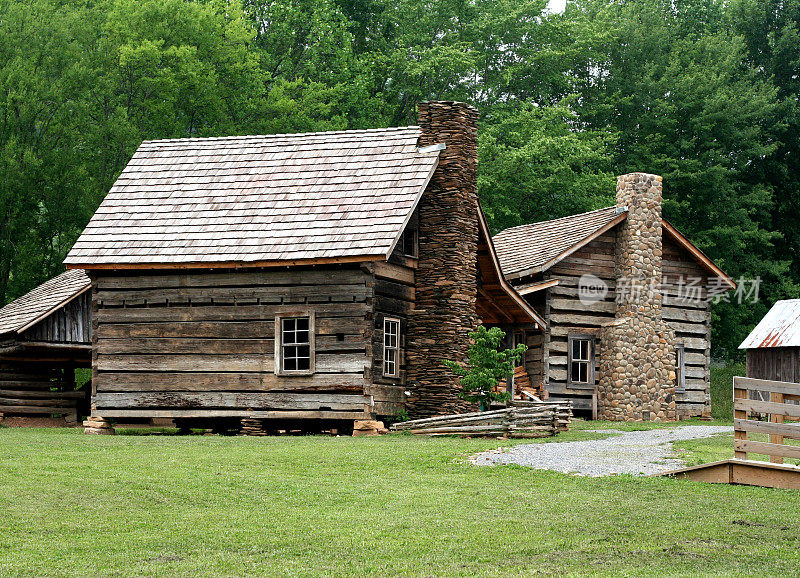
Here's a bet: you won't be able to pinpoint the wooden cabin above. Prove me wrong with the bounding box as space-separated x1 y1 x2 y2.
0 270 91 423
740 300 800 383
494 173 735 421
64 102 542 430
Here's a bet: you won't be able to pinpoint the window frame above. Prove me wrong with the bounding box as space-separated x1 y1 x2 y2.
399 228 418 258
675 343 686 393
382 317 401 378
567 334 595 388
274 313 315 376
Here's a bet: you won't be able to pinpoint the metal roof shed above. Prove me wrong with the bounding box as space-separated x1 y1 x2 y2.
740 299 800 384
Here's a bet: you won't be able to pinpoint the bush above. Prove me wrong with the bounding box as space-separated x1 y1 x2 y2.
443 326 526 410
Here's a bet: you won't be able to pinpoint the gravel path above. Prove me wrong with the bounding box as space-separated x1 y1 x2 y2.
472 425 732 476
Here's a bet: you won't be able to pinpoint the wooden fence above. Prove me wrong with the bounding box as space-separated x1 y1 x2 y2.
733 376 800 464
391 401 572 438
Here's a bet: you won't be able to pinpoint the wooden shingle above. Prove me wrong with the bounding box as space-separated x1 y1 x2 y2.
65 127 439 268
493 207 626 279
0 270 90 335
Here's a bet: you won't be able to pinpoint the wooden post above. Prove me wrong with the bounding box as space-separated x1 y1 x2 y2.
770 391 785 464
504 327 515 401
733 378 748 460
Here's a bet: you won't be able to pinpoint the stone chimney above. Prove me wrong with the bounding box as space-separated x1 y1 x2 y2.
405 101 480 417
597 173 677 421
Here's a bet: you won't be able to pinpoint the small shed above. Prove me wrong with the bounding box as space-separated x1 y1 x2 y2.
739 299 800 383
0 270 92 423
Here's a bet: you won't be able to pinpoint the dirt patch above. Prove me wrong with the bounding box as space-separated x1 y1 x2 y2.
0 417 76 428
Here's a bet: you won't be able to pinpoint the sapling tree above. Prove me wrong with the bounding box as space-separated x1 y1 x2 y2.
443 326 527 411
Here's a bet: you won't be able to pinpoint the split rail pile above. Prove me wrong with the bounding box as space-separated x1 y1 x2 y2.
391 401 572 438
734 376 800 463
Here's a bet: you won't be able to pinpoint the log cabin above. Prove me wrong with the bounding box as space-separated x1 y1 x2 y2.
64 101 543 431
0 270 91 423
493 173 736 420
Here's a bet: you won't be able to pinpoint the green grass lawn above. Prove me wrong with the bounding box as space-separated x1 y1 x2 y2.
1 427 799 577
675 430 800 467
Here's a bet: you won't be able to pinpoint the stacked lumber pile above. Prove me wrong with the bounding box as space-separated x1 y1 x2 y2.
495 366 546 400
391 401 572 438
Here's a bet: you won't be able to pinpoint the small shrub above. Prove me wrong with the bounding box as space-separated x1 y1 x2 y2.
383 408 409 427
443 326 526 410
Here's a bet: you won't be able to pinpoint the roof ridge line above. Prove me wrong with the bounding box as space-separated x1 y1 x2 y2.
141 126 421 145
496 205 619 237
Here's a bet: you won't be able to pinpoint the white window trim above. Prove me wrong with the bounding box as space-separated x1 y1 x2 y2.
383 317 401 378
568 334 595 387
274 312 315 376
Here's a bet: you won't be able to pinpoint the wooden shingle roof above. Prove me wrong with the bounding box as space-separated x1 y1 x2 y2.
493 207 626 279
65 127 439 268
0 270 90 335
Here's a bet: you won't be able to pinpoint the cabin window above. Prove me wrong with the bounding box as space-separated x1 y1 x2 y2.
676 344 686 393
400 228 418 258
383 317 401 377
276 315 314 375
513 330 525 349
568 335 594 386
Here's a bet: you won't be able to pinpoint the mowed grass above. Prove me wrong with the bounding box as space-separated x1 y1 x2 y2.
675 431 800 467
1 428 799 577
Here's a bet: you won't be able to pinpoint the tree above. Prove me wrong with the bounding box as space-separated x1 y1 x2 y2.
443 326 526 410
478 99 615 232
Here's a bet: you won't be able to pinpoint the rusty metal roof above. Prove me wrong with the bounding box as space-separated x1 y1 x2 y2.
739 299 800 349
64 127 439 268
0 270 90 336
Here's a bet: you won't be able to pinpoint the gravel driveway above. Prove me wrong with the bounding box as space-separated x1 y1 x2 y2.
472 425 732 476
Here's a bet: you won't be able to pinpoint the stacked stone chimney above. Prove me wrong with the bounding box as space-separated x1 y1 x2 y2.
597 173 677 421
405 101 480 417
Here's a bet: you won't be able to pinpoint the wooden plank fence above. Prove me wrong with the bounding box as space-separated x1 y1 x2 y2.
733 376 800 464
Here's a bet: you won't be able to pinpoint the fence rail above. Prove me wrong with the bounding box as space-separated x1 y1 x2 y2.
733 376 800 464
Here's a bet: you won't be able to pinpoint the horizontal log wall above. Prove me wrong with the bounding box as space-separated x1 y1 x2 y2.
0 362 81 422
91 266 374 418
662 234 711 417
22 290 91 344
525 330 544 387
368 245 417 416
544 230 617 397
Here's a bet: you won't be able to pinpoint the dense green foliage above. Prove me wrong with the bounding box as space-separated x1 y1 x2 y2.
443 326 526 408
1 0 798 357
709 362 745 420
1 427 799 575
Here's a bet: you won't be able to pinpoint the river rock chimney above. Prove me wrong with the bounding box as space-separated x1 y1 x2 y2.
597 173 678 421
